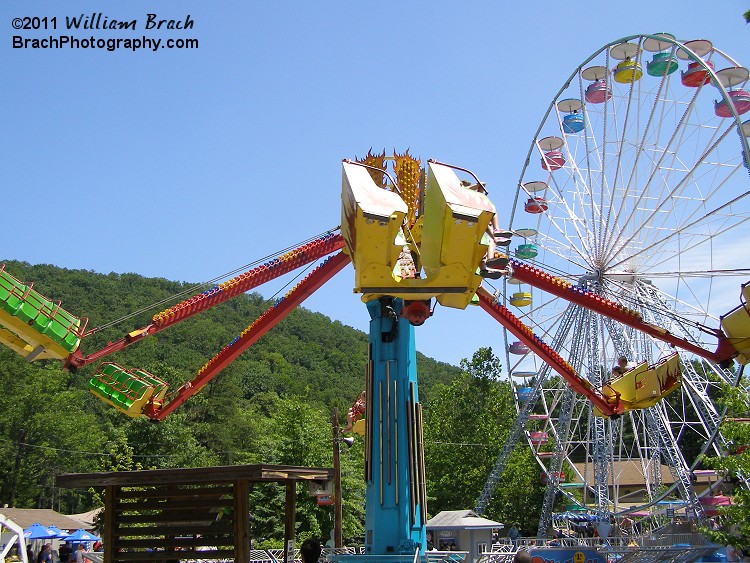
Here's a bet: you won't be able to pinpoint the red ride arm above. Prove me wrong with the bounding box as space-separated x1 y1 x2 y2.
507 260 736 365
477 286 621 416
65 233 345 370
146 251 351 420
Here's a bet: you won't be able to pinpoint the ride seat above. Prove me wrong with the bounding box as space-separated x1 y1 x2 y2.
0 266 83 361
88 363 168 417
602 353 681 411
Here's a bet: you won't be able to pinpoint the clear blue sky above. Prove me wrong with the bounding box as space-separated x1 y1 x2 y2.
2 1 748 367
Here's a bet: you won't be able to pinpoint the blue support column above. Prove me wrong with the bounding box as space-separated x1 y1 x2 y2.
363 297 426 557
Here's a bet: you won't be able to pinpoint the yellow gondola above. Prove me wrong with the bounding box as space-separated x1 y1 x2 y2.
597 353 682 416
613 59 643 83
510 292 532 307
720 280 750 364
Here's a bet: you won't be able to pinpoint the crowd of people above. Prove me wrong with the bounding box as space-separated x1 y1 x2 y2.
26 541 99 563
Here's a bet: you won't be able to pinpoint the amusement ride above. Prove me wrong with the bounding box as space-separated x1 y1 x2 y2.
1 33 749 560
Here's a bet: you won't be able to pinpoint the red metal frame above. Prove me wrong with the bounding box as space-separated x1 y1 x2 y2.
65 233 345 370
145 251 351 420
477 286 621 416
507 260 738 365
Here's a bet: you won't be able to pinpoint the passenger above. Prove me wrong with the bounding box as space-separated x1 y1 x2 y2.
344 391 366 433
395 245 418 280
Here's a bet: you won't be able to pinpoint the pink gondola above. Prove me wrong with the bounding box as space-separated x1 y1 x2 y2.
714 89 750 117
541 150 565 171
509 341 530 355
585 79 612 104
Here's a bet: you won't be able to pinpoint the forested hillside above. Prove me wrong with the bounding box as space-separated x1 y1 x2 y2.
0 260 544 544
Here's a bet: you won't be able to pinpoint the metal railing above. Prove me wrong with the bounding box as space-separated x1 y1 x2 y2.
489 531 712 550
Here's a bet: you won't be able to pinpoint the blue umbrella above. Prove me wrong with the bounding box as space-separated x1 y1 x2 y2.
23 523 57 540
64 529 100 543
46 526 68 538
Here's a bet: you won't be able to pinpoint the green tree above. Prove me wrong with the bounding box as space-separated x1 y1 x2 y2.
0 350 105 511
699 375 750 549
247 395 365 546
423 348 545 533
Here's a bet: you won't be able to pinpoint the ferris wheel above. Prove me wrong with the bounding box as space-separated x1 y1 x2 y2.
501 34 750 529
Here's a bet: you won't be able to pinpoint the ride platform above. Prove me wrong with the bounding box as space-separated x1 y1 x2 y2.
88 362 168 418
341 160 495 309
598 353 682 415
0 265 83 361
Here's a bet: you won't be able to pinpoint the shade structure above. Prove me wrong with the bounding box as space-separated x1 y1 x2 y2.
23 523 57 540
64 529 101 542
46 526 68 538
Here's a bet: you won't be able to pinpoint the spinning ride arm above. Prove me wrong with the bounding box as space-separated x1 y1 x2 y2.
146 251 350 420
477 286 622 417
508 259 738 365
65 232 345 371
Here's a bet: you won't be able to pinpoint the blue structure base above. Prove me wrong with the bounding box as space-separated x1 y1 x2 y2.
363 298 427 556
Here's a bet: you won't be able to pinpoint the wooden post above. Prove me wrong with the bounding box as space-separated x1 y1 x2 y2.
284 480 296 563
234 480 251 563
332 408 343 547
103 486 116 563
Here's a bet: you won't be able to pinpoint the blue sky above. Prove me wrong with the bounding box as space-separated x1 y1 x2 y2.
2 1 749 368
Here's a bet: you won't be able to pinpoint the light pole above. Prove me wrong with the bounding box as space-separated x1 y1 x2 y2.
332 407 355 548
332 408 343 548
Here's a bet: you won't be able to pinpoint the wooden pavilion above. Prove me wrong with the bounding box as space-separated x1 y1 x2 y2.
56 464 334 563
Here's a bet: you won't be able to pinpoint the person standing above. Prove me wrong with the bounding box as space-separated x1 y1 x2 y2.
508 524 519 546
74 544 88 563
36 544 52 563
58 542 72 563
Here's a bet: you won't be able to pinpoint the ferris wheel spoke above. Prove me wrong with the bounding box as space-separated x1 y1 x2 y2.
601 85 708 262
577 74 605 253
601 39 649 258
545 172 601 261
535 221 593 272
609 188 750 271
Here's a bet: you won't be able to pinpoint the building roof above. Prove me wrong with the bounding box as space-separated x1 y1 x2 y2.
57 463 333 488
426 510 502 530
0 508 91 531
67 509 102 528
571 462 717 487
